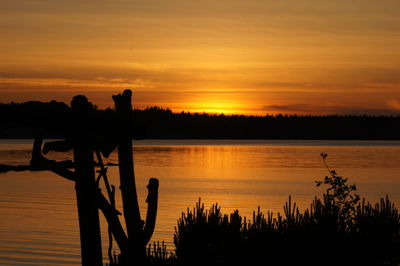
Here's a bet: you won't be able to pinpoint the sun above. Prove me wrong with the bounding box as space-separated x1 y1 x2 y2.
183 102 243 114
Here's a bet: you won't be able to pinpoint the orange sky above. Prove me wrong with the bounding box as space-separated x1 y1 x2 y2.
1 0 400 115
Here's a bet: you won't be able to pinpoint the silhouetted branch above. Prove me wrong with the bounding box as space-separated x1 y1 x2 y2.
43 140 73 154
30 138 76 181
143 178 159 245
0 164 30 173
97 188 128 254
28 137 129 254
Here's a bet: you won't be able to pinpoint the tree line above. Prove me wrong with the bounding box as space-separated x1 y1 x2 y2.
1 101 400 139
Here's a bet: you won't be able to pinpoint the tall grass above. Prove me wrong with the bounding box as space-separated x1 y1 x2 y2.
172 195 399 265
143 154 400 265
171 155 400 265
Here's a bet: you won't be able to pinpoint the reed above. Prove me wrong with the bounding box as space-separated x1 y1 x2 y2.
169 195 399 265
169 155 400 265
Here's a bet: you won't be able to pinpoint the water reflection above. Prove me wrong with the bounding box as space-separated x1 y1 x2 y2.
0 140 400 265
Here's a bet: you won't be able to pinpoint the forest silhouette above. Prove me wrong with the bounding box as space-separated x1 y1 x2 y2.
1 101 400 140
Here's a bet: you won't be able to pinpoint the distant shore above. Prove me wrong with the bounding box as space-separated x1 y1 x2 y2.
1 101 400 140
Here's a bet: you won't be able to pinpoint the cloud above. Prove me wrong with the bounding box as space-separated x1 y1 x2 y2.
266 104 312 112
387 99 400 110
263 103 400 116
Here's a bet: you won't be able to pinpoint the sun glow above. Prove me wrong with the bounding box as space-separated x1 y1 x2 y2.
181 95 248 114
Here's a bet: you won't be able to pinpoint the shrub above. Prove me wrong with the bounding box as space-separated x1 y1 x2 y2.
173 154 400 265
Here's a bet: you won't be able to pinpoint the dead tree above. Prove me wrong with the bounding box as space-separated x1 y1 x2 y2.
1 90 159 265
72 96 104 265
30 138 129 261
113 90 159 264
31 96 104 265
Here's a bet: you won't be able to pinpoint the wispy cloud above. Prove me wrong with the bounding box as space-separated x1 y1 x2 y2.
387 99 400 111
264 103 400 116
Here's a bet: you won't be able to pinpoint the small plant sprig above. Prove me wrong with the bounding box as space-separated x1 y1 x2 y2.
316 153 360 228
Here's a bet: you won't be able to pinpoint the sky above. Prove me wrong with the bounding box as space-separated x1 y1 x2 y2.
1 0 400 115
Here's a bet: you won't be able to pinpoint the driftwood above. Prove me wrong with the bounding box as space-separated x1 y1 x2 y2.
1 90 159 265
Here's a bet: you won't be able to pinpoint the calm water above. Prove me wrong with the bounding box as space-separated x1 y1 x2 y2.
0 139 400 265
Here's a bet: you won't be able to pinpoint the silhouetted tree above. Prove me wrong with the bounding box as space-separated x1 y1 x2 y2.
1 102 400 139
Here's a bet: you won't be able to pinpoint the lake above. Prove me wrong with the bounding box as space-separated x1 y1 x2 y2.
0 139 399 265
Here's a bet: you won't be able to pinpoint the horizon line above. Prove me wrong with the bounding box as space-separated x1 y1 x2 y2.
2 100 400 118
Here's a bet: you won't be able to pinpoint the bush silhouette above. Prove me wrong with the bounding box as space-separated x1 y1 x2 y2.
172 155 400 265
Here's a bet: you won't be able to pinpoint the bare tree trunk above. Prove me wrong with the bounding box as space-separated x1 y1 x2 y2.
71 95 103 266
113 90 146 263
